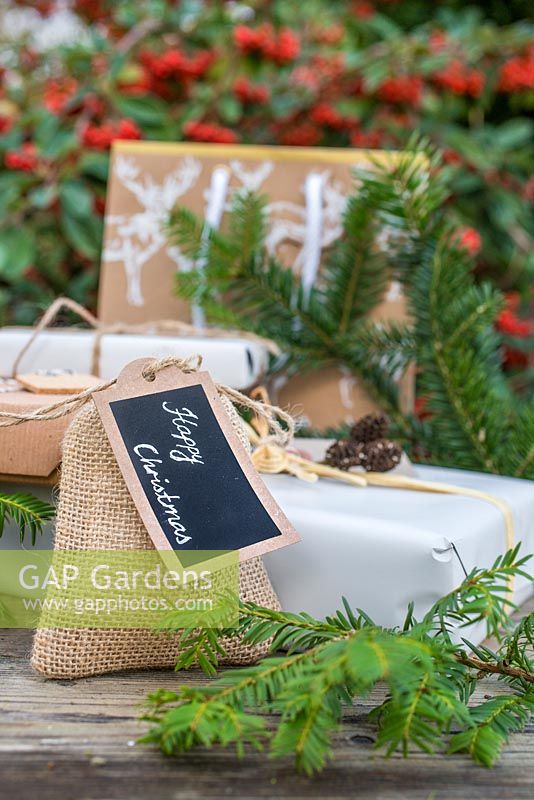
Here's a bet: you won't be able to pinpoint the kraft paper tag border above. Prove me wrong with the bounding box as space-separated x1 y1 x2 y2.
93 359 300 563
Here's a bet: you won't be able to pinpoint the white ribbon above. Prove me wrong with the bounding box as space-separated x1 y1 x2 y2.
300 173 324 304
192 165 231 328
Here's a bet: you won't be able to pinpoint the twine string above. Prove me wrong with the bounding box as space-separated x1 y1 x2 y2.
0 355 293 446
11 296 280 380
11 297 99 378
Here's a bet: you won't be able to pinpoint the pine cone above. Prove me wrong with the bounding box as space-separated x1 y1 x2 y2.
324 439 366 471
350 413 389 443
361 439 402 472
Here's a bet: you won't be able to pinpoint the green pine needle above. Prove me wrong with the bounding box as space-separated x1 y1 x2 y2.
0 491 55 545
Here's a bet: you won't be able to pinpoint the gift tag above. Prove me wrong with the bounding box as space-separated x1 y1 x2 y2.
94 359 300 562
16 371 102 395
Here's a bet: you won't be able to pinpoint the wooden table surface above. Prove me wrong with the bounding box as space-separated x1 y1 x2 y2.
1 626 532 800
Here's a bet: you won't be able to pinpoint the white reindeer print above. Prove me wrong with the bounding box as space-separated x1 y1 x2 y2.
103 156 202 307
264 172 348 274
229 160 274 193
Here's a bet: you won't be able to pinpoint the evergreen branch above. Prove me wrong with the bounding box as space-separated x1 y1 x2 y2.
173 627 229 678
166 207 205 261
142 549 533 773
342 319 416 363
168 142 533 476
448 692 534 767
419 547 531 641
446 286 504 350
321 194 389 333
508 401 534 479
456 653 534 684
271 670 344 773
374 669 470 757
427 245 502 473
514 445 534 480
500 611 534 674
0 492 55 545
360 135 447 240
228 191 268 268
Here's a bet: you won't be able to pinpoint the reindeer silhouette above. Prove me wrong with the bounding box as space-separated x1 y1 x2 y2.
264 172 348 273
103 156 202 307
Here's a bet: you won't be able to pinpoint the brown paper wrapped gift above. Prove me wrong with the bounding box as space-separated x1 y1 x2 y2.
0 384 73 481
99 142 414 427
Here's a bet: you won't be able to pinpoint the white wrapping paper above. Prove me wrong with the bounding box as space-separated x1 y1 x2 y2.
0 328 268 389
262 460 533 634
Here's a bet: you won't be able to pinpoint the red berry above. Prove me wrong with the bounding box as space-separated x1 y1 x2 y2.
377 75 423 105
496 309 533 338
498 50 534 92
233 77 270 104
433 60 485 97
350 129 383 148
116 118 142 140
280 123 321 146
274 29 300 64
455 226 482 256
5 142 39 172
43 78 78 115
0 115 13 135
81 118 141 151
353 1 375 19
310 103 347 130
183 120 239 144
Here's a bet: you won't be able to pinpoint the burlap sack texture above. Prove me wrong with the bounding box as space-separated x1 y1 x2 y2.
31 393 280 679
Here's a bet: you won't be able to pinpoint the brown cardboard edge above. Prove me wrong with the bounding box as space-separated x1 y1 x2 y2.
93 359 301 564
0 469 59 487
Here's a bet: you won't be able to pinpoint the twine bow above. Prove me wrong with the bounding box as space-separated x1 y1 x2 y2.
251 443 367 486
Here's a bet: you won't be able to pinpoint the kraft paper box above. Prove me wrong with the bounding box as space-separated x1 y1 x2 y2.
261 444 533 643
99 142 415 428
0 328 268 389
0 386 73 480
273 363 415 430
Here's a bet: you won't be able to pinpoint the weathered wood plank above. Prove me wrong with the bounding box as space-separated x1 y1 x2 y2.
0 625 532 800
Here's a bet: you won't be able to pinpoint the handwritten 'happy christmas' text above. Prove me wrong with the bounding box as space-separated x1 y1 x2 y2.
162 403 204 465
131 403 204 547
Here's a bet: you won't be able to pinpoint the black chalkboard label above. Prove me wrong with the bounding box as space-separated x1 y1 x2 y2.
94 360 300 562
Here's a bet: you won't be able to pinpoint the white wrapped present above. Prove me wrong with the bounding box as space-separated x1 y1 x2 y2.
262 445 533 637
0 327 268 390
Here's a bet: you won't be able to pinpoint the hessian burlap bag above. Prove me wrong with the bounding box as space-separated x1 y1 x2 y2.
31 391 281 679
